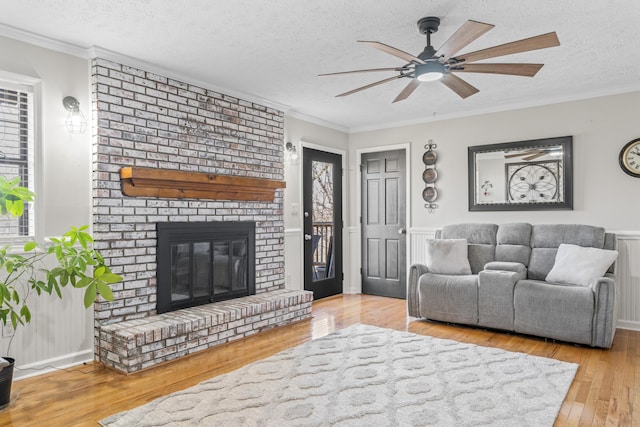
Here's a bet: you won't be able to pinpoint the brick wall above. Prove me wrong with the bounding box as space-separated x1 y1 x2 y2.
91 58 286 348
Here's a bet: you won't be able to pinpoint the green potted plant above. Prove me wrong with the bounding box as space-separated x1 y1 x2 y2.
0 176 121 408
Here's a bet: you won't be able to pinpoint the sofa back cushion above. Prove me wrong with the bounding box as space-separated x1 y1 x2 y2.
528 224 606 280
495 223 532 266
440 223 497 274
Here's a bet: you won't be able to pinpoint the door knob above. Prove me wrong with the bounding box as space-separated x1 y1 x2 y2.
304 234 312 240
398 228 406 234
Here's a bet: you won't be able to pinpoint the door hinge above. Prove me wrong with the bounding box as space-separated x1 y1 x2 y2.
341 272 344 281
360 267 363 275
359 164 364 171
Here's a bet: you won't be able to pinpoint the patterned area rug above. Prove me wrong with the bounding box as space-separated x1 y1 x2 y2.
100 324 578 426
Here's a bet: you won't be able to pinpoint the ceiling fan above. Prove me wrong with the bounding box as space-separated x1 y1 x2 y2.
320 17 560 102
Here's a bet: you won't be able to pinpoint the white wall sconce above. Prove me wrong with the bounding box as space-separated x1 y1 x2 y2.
62 96 87 134
285 141 298 162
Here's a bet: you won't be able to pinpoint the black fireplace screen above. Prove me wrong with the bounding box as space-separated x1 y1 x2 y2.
156 221 256 313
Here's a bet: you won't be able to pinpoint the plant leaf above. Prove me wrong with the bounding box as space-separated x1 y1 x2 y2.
23 241 37 252
94 266 106 278
20 305 31 324
100 273 123 284
84 284 97 308
75 277 93 288
97 282 114 301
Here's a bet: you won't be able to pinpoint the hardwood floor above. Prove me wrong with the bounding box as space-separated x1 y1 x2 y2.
0 294 637 426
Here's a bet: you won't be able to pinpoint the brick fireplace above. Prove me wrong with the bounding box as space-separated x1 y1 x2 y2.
91 58 311 373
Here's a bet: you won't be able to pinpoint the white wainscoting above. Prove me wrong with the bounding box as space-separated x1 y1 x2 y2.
284 228 303 292
408 228 640 332
0 251 94 380
615 232 640 331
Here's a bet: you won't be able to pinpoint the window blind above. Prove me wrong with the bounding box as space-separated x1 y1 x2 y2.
0 82 34 239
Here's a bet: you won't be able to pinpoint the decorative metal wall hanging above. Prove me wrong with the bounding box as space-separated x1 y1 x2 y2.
422 140 438 212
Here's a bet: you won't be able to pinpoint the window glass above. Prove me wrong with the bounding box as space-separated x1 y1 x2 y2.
0 81 34 239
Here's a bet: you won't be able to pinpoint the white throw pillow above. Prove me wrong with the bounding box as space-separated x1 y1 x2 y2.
545 243 618 286
425 239 472 275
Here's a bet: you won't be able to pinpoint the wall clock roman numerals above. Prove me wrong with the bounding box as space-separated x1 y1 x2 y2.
619 138 640 178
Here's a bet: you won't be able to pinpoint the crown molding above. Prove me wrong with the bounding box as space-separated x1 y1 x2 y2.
285 110 349 133
0 23 89 58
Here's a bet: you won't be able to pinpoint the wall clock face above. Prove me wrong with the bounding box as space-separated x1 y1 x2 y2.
619 138 640 178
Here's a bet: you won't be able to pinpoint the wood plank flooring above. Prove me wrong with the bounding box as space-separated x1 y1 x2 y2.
0 294 637 426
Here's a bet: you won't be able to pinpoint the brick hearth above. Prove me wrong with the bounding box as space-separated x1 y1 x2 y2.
99 290 312 373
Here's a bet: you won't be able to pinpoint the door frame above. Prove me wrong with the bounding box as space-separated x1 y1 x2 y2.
297 140 347 292
355 143 411 295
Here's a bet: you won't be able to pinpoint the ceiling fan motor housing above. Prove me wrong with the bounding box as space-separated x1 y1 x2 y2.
417 16 441 35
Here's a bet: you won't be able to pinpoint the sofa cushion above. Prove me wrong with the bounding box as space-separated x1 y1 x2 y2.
441 223 497 244
545 244 618 286
418 273 478 326
425 239 472 275
497 223 532 246
528 224 606 280
531 224 606 248
528 248 558 281
514 279 594 345
495 223 532 266
467 244 496 274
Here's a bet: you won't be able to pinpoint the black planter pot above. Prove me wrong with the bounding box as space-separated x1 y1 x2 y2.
0 358 14 409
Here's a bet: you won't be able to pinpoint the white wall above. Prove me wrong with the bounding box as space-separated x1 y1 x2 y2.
0 36 93 377
349 92 640 231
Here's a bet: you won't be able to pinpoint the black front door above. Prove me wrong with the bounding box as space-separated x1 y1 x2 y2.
302 148 343 300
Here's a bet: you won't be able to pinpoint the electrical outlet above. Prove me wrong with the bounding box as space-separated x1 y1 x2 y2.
2 323 14 338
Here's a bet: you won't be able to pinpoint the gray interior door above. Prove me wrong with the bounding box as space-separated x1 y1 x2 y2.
361 149 406 298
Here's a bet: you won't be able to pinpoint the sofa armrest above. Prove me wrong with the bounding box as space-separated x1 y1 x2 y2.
408 263 430 317
590 273 617 348
483 261 527 274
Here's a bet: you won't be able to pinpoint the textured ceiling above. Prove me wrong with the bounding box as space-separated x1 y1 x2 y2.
1 0 639 132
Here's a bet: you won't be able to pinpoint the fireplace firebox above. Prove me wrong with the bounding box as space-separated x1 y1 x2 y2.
157 221 256 314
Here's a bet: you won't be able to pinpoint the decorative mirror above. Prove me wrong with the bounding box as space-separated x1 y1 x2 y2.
468 136 573 211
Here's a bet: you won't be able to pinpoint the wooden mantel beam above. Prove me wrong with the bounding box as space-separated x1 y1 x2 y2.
119 167 286 202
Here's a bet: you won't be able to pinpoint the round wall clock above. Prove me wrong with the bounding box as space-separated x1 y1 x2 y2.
619 138 640 178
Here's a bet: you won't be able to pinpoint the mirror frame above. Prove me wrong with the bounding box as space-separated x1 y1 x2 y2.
468 136 573 211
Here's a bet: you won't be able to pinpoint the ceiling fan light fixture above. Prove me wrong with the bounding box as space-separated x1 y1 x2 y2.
415 62 444 82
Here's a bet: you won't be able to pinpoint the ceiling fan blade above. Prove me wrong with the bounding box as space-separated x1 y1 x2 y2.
319 67 406 77
437 20 495 62
504 149 539 158
522 151 548 161
392 79 420 103
454 32 560 64
359 41 426 64
450 63 544 77
335 75 403 98
440 74 479 99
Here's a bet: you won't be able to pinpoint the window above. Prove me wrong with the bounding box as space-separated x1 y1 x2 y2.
0 80 34 239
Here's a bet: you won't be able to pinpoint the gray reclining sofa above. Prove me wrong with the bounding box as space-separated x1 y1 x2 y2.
408 223 618 348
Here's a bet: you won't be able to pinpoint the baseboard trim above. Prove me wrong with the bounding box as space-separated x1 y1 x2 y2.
12 349 94 381
617 320 640 332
